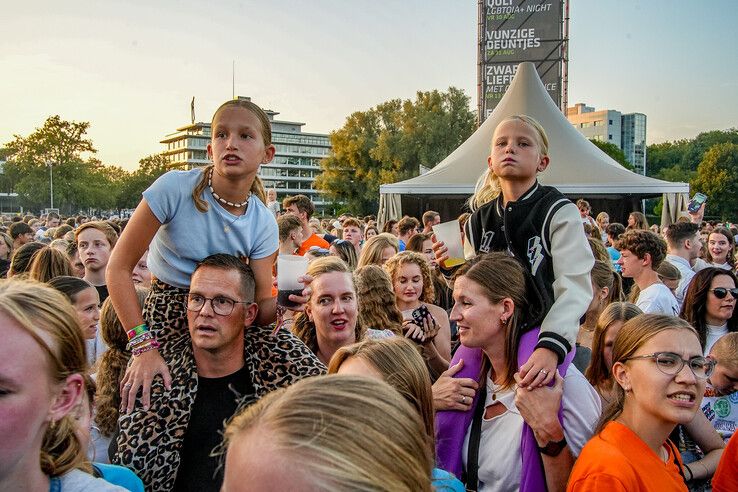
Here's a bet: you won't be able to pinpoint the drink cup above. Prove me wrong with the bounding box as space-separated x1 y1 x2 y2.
432 220 466 268
277 255 309 308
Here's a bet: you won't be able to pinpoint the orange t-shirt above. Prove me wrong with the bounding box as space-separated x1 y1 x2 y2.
296 233 330 256
713 431 738 492
567 421 687 492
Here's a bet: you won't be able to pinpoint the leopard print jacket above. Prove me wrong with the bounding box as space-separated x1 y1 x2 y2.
112 319 325 491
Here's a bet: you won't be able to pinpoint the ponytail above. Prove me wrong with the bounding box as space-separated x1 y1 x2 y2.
468 168 501 212
40 415 91 476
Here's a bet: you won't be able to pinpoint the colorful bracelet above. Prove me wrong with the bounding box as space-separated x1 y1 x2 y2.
132 339 160 357
126 323 149 341
127 332 155 350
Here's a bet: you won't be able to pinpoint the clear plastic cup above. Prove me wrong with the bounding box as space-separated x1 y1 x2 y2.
432 220 466 268
277 254 309 308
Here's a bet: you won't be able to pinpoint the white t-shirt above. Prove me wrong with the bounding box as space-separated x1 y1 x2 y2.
701 384 738 442
666 254 696 309
461 366 600 492
143 169 279 288
705 323 729 356
636 283 679 316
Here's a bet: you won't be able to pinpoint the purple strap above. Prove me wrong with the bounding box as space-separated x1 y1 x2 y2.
435 330 574 491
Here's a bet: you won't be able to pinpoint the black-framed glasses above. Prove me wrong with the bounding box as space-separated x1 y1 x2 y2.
710 287 738 299
186 294 248 316
624 352 715 379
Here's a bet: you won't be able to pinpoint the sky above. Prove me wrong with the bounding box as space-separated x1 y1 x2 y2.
2 0 737 171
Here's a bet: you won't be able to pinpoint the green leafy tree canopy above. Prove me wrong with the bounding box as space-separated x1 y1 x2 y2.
588 139 634 171
315 87 476 215
691 142 738 221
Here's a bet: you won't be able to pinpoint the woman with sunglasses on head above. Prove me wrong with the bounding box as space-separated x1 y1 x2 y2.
680 267 738 357
568 315 716 491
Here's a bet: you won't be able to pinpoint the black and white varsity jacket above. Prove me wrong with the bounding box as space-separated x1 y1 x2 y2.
460 182 594 362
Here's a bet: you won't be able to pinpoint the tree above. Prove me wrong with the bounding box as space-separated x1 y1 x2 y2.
588 139 634 171
315 87 476 215
3 116 102 212
691 143 738 221
646 139 689 177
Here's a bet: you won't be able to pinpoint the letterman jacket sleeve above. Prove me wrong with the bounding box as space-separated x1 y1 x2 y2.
537 202 595 359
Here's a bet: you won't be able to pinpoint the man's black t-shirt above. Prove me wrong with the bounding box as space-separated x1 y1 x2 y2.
172 365 254 492
95 284 109 304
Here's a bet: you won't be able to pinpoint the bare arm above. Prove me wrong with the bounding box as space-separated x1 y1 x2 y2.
107 199 161 330
249 252 278 325
683 411 725 481
427 304 452 362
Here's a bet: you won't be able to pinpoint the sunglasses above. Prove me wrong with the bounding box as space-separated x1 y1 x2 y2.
710 287 738 299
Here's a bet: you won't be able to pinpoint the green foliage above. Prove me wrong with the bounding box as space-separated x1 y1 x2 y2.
647 129 738 177
115 154 169 209
691 143 738 220
588 139 634 171
315 87 476 215
646 139 690 177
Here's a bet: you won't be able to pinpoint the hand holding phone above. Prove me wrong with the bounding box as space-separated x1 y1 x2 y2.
688 192 707 214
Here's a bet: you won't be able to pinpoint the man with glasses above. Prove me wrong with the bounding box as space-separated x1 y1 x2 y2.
114 254 324 491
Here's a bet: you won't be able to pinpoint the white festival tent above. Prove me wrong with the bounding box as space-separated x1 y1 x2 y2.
378 62 689 226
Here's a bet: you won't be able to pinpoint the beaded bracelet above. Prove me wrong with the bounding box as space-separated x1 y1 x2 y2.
127 323 149 341
127 332 155 350
132 339 161 357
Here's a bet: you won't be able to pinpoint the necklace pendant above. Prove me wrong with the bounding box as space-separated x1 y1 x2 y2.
224 226 230 233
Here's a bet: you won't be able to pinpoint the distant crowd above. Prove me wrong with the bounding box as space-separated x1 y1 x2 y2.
1 100 737 492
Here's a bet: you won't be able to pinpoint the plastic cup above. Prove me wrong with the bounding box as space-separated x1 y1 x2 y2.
277 255 309 308
432 220 465 268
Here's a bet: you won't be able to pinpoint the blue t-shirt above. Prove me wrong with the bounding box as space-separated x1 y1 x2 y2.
607 246 622 272
143 169 279 288
93 463 144 492
432 468 465 491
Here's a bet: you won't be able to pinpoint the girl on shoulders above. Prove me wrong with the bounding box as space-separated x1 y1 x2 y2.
107 98 280 412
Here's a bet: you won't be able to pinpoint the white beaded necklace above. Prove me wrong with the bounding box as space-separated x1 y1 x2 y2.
208 169 250 209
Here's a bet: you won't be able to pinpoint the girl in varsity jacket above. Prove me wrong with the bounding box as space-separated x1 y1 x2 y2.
434 115 594 389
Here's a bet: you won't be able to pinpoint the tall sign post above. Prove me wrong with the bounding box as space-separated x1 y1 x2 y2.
477 0 567 123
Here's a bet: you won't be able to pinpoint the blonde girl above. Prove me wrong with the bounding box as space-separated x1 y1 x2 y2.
434 115 594 389
108 98 279 412
357 232 399 268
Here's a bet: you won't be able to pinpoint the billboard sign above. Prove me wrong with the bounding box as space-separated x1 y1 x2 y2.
479 0 564 121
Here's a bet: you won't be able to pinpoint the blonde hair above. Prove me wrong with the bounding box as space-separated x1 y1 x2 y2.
591 259 623 304
328 338 435 454
224 375 433 491
468 115 549 211
74 221 118 248
0 278 88 476
585 302 642 389
354 265 403 335
94 287 148 437
710 332 738 368
292 257 364 352
357 233 399 268
384 251 435 304
597 314 697 432
192 99 271 212
587 236 610 263
27 246 74 283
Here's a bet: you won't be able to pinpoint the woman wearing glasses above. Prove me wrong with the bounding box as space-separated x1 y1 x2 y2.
568 315 716 491
680 267 738 356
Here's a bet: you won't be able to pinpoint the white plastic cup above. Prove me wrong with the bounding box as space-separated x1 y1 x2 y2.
277 255 309 308
432 220 466 268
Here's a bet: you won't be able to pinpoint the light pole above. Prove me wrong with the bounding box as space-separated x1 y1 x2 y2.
46 160 54 210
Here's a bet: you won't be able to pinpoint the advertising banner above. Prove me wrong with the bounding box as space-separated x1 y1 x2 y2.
479 0 564 121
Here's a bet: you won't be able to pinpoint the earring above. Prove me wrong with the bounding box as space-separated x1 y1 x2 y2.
500 316 508 325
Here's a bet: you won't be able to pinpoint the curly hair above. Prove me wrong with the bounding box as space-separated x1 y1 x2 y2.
384 251 435 304
680 267 738 349
94 287 148 437
292 257 364 353
618 229 667 270
354 265 403 335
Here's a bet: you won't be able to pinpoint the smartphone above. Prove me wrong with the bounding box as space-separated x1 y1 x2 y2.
687 192 707 213
411 305 430 326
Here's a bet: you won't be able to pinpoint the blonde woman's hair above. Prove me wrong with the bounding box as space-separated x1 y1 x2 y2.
711 332 738 368
468 115 549 211
587 236 610 263
27 246 74 283
0 278 88 476
328 338 435 456
597 314 697 432
585 302 642 389
354 265 403 335
357 233 399 268
591 259 623 304
94 287 148 437
384 251 435 303
192 99 271 212
223 375 433 491
292 257 364 353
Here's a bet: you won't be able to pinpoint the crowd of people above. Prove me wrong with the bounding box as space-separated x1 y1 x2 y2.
1 101 737 491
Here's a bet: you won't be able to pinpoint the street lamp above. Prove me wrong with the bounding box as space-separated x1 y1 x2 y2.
46 160 54 210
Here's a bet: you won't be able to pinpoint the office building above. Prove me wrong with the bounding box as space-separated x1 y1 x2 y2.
567 103 647 174
160 97 331 211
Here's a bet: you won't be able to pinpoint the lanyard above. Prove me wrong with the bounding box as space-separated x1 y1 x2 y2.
49 476 62 492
